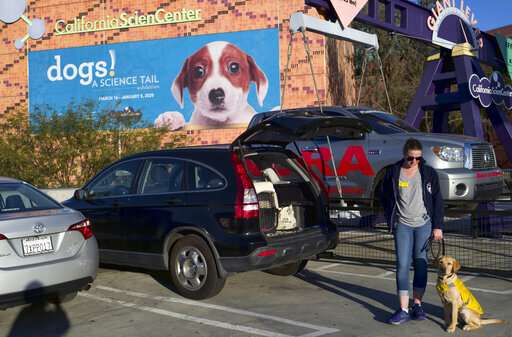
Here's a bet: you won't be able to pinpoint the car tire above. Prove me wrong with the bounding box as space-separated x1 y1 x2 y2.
169 235 226 300
264 259 308 276
49 291 77 304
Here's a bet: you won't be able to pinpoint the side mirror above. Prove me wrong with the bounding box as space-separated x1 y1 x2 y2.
74 189 89 200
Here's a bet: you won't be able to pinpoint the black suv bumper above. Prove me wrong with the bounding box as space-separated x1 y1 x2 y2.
219 227 337 273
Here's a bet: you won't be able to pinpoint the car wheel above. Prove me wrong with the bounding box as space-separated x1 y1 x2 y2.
49 291 77 304
264 259 308 276
169 235 226 300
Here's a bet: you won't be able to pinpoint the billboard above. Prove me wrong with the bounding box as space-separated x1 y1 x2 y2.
28 28 280 130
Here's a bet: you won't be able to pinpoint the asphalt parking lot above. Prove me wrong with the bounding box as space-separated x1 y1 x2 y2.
1 260 510 337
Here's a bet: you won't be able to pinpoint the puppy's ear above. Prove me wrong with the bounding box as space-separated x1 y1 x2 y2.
453 259 461 273
247 55 268 107
172 58 189 109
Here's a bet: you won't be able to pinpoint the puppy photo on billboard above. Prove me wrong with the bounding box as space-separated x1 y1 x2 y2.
154 41 269 130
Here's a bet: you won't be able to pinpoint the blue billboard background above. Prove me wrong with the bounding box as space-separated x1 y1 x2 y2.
28 28 280 129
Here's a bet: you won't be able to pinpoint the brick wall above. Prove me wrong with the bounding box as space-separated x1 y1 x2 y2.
1 0 356 146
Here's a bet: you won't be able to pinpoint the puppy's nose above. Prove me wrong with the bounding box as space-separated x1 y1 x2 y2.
209 88 225 105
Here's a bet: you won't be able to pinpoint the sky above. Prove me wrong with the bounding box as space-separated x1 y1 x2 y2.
441 0 512 31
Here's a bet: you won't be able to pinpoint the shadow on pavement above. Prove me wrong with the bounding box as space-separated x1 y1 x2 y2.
296 269 445 328
6 281 70 337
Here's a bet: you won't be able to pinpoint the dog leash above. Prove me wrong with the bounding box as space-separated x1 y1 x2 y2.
427 236 446 261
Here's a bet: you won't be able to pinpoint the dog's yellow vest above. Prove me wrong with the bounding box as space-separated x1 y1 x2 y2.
436 278 484 315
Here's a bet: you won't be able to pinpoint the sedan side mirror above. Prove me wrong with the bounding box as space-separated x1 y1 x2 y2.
74 189 89 200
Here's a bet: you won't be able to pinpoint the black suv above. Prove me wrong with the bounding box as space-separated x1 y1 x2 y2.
64 111 369 299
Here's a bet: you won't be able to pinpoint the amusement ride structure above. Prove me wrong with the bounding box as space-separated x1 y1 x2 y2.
294 0 512 161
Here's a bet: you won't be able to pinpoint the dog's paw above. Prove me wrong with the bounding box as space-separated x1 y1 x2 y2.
446 325 457 333
154 111 185 130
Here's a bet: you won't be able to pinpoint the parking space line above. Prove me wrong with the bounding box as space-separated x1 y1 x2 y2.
80 292 292 337
310 268 512 295
375 271 394 278
460 275 478 282
313 263 340 271
92 286 339 337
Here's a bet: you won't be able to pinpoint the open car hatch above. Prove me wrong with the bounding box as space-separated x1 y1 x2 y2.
232 111 371 147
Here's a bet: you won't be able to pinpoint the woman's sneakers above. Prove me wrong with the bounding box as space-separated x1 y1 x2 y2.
410 303 427 320
388 304 426 325
388 309 410 325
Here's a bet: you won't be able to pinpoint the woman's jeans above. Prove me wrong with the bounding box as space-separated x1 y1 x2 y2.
394 221 432 297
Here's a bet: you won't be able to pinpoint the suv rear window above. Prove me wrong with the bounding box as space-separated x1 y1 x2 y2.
189 164 226 190
0 183 60 214
140 159 185 194
353 111 418 134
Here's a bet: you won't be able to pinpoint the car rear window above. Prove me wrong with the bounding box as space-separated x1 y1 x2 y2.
245 152 305 183
140 159 185 194
0 183 61 214
367 112 419 132
189 164 226 190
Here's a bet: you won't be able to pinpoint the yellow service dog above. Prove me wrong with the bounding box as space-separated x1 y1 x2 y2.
436 256 504 333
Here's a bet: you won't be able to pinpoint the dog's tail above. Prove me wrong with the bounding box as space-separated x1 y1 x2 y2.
480 318 505 325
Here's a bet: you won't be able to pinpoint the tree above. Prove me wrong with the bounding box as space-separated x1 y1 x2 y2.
351 0 437 121
0 101 186 188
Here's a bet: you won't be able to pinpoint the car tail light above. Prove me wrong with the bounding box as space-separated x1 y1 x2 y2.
68 219 93 240
232 152 259 220
0 234 7 240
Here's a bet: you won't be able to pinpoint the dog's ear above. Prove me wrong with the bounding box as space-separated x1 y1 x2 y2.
172 58 189 109
453 259 461 273
247 55 268 107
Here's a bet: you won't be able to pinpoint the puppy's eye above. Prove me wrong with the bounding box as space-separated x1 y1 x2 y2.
228 62 240 74
193 66 205 78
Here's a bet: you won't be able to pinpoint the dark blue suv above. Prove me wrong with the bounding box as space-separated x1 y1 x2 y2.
64 111 369 299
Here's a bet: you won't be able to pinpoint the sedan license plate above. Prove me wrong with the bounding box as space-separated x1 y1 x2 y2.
22 236 54 256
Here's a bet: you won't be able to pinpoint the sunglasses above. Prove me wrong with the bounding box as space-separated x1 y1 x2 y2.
407 156 422 162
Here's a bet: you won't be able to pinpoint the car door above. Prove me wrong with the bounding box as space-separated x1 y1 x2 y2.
184 160 228 237
76 159 143 251
118 157 188 259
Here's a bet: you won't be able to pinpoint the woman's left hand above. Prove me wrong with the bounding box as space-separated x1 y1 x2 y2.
433 228 443 241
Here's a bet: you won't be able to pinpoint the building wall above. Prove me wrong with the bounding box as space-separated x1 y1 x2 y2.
1 0 356 145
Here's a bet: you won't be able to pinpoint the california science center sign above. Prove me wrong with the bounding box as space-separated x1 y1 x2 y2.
54 8 201 35
469 72 512 110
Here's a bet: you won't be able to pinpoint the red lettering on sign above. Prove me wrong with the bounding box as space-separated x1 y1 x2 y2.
301 147 335 176
337 146 375 177
328 187 364 195
245 159 262 177
272 163 292 177
302 145 374 177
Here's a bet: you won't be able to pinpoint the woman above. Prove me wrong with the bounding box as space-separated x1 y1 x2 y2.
380 138 444 325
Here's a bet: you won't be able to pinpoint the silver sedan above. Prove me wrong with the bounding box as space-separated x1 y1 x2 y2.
0 177 98 309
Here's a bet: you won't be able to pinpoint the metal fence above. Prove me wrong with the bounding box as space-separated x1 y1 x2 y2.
327 198 512 276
